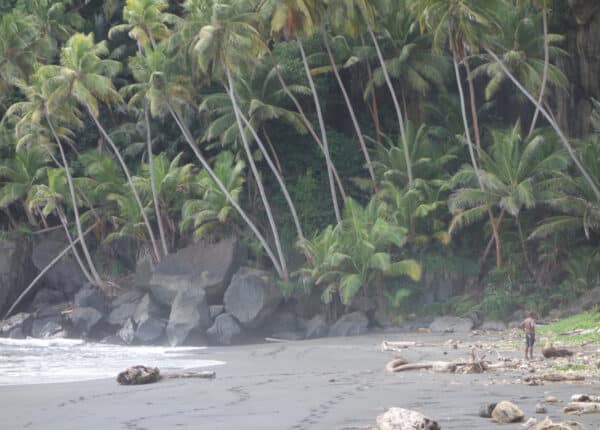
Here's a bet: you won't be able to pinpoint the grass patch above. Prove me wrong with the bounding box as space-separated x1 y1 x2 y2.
538 310 600 344
552 364 590 372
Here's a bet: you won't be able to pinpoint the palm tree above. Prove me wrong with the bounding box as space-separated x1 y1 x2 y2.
527 0 551 135
41 32 162 262
449 124 568 274
268 0 342 222
191 2 290 279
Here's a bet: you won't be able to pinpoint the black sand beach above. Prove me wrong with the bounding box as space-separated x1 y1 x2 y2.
2 332 599 430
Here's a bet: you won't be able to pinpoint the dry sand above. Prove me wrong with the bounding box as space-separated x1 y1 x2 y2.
1 331 599 430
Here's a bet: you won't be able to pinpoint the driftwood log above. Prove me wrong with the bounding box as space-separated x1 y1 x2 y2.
385 349 490 374
542 344 574 358
117 365 216 385
571 394 600 402
381 341 418 352
524 373 585 383
564 401 600 414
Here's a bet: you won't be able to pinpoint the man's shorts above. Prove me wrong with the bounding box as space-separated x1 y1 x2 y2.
526 333 535 348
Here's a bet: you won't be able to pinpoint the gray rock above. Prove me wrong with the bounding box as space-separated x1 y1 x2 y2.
521 418 538 430
492 401 525 423
107 290 145 326
262 310 298 336
32 232 85 295
0 239 32 315
149 237 241 305
429 316 474 333
135 317 165 343
375 407 440 430
74 283 108 311
118 318 135 345
209 305 225 320
9 327 25 339
67 307 103 335
36 302 69 319
31 288 65 310
32 319 63 338
224 267 282 329
0 312 32 336
481 320 507 331
133 294 165 325
328 312 368 337
303 314 328 339
535 403 547 414
478 402 497 418
206 313 242 345
166 286 211 346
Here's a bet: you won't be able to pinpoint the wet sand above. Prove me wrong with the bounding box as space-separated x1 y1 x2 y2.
1 332 599 430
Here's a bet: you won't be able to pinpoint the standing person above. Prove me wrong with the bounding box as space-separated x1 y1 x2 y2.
519 312 536 360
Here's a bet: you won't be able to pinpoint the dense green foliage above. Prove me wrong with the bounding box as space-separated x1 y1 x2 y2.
0 0 598 318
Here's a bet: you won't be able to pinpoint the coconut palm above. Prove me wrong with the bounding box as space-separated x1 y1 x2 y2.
41 32 162 262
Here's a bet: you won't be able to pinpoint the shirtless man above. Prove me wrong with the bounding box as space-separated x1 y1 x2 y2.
519 312 536 360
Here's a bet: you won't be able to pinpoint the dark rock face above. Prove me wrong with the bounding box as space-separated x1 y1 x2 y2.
31 288 66 311
149 237 241 305
206 313 242 345
0 239 32 315
209 305 225 320
107 290 145 326
31 232 85 295
0 312 32 337
224 267 282 329
74 283 108 312
166 286 211 346
133 294 167 343
328 312 368 337
67 307 103 335
31 319 63 338
303 314 328 339
261 310 298 336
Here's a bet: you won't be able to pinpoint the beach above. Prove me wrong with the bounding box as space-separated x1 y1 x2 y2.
1 332 599 430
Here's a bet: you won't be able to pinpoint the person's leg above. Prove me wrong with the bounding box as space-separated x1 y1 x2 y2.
524 335 529 359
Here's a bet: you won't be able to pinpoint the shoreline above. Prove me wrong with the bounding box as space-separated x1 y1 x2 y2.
1 332 599 430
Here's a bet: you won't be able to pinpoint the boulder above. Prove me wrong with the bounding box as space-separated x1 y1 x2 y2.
166 286 211 346
0 312 32 337
31 319 63 338
375 407 440 430
481 320 507 331
521 418 538 430
149 237 241 305
74 283 108 312
429 316 474 333
31 288 66 310
135 317 166 344
209 305 225 320
118 318 136 345
224 267 282 329
303 314 328 339
478 402 497 418
9 327 25 339
0 239 32 315
206 313 243 345
530 418 587 430
133 294 165 325
31 232 85 295
107 290 145 326
535 403 547 414
262 310 298 336
67 307 103 335
492 401 525 423
328 312 368 337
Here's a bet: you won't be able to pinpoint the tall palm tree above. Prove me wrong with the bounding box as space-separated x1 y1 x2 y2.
191 2 290 279
41 32 162 262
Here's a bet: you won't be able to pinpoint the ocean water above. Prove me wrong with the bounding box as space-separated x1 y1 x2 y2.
0 338 225 386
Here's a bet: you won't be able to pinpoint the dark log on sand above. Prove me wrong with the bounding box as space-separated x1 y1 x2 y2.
117 365 216 385
564 401 600 414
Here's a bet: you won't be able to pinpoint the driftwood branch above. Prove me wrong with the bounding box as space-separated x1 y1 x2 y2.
117 365 216 385
524 373 585 383
564 402 600 414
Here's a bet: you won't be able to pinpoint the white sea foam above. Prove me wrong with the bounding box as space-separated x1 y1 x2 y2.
0 338 225 385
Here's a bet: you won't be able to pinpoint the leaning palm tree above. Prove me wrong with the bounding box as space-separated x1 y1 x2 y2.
191 2 290 279
41 32 161 262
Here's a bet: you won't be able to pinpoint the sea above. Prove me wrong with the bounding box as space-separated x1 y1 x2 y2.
0 337 225 385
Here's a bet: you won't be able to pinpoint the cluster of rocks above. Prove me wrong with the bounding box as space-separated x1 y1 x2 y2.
0 237 373 346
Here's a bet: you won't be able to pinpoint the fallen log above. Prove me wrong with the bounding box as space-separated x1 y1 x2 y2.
117 365 216 385
571 394 600 402
381 340 417 351
564 401 600 414
542 344 574 358
524 373 585 383
389 361 458 373
385 357 409 373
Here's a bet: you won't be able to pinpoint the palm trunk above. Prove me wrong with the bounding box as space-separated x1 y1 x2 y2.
145 102 169 256
464 59 482 158
296 34 342 223
225 69 288 280
262 129 282 174
231 89 305 244
166 104 284 278
85 103 162 262
3 224 95 319
57 207 94 285
365 24 413 187
46 114 104 287
481 209 505 263
528 9 549 137
361 34 382 144
452 53 502 268
271 61 347 199
321 27 377 190
515 214 537 282
485 47 600 201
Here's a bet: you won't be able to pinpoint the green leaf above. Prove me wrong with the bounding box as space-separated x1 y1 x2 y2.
339 274 363 305
386 259 422 281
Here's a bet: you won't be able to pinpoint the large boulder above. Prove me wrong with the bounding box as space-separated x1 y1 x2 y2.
0 239 32 315
429 316 474 333
302 314 328 339
375 408 440 430
166 286 211 346
118 318 136 345
67 307 103 336
149 237 241 305
224 267 282 329
107 289 145 326
31 288 66 311
31 319 64 338
133 294 167 344
261 310 298 336
492 401 525 423
31 232 86 295
74 283 108 312
206 313 243 345
328 312 369 337
0 312 33 337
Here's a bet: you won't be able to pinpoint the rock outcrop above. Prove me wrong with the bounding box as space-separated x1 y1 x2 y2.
328 311 368 337
375 407 440 430
166 285 211 346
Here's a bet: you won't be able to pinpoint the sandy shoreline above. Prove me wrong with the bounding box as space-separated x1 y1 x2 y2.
2 332 599 430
